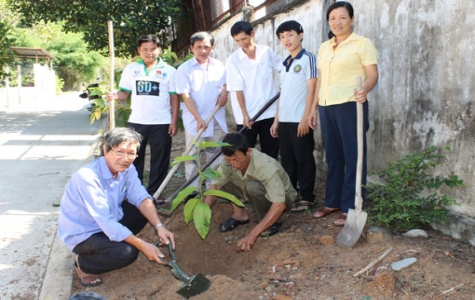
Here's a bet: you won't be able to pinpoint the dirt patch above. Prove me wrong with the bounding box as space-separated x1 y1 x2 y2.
71 131 475 299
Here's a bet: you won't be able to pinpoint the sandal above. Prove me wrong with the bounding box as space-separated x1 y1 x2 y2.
313 207 341 219
334 213 348 226
260 223 281 237
218 217 249 232
75 255 103 287
290 201 315 213
153 198 166 206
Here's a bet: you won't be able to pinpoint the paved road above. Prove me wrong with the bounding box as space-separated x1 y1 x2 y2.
0 94 101 299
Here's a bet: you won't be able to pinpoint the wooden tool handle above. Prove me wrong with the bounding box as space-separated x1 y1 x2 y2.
355 77 364 211
107 21 115 130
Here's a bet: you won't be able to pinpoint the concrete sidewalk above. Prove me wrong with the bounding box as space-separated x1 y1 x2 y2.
0 93 101 299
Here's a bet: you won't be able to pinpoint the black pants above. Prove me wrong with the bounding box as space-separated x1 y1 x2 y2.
127 123 171 196
237 118 279 159
277 122 316 201
72 201 148 275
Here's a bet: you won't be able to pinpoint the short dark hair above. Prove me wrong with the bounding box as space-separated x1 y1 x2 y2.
276 20 304 37
137 34 161 48
326 1 354 21
221 133 249 156
230 21 253 37
101 127 143 155
326 1 354 39
190 31 215 46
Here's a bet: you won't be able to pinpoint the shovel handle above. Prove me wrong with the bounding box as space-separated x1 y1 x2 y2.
164 92 280 202
152 104 221 200
355 77 364 211
154 239 192 283
107 20 115 130
154 238 177 263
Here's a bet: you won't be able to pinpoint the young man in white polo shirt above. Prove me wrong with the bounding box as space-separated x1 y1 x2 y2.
270 21 317 213
225 21 281 159
175 32 228 185
106 35 179 203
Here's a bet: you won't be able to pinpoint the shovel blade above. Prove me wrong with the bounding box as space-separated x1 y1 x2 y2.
336 208 367 249
176 273 211 299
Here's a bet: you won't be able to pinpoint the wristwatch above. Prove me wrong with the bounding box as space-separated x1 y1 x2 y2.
154 223 165 230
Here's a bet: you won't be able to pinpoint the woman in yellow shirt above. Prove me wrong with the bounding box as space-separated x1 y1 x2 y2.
309 1 378 226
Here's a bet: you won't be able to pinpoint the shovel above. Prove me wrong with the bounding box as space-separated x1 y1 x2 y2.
336 77 368 248
153 104 221 201
155 239 211 299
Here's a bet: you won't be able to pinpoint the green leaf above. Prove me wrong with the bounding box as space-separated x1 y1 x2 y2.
89 111 96 124
193 202 212 239
197 141 230 150
201 167 221 180
203 190 244 207
172 155 199 165
184 197 200 224
170 186 197 212
11 0 183 58
365 145 463 231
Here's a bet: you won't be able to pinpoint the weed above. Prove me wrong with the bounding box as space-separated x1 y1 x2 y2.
365 146 464 231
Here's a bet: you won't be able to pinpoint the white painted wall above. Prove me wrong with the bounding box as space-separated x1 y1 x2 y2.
209 0 475 218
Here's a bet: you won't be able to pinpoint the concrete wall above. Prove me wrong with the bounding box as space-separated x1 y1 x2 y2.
209 0 475 220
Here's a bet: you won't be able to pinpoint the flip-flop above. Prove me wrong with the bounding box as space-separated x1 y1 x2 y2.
218 217 249 232
153 198 166 206
334 213 348 226
313 207 341 219
290 201 315 213
260 223 281 237
75 255 103 287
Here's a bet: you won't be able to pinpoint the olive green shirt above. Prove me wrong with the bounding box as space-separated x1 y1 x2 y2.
212 149 297 203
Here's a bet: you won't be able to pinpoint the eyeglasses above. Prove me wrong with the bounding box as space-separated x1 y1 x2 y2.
111 150 138 160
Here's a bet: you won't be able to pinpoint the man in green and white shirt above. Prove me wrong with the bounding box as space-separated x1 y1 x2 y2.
107 35 179 202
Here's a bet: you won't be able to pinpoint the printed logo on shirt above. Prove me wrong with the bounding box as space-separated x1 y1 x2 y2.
293 65 302 73
155 70 168 78
136 80 160 96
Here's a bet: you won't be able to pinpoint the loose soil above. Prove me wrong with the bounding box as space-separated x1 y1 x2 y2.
71 131 475 300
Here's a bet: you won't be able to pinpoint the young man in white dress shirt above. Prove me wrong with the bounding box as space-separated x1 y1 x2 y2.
226 21 281 159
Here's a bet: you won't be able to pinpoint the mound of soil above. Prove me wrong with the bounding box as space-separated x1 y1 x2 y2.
71 131 475 299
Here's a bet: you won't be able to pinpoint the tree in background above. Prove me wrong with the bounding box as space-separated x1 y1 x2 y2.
9 0 182 57
0 0 16 82
47 31 106 91
10 21 107 91
0 22 16 83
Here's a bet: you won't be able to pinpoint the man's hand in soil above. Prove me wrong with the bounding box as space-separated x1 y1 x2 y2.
236 233 258 252
236 202 286 252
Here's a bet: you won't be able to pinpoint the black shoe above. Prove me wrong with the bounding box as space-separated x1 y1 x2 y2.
260 223 281 237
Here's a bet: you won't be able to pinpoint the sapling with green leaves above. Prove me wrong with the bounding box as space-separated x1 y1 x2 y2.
169 141 244 239
365 146 464 231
